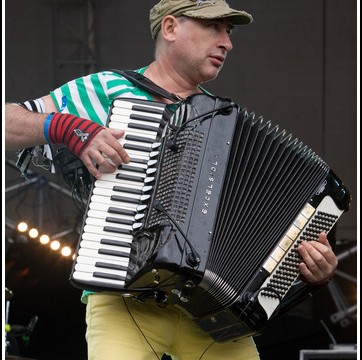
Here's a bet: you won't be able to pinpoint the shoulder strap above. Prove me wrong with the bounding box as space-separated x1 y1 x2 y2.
110 69 181 102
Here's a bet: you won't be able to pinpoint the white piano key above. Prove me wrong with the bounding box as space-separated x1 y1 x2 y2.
85 218 133 231
88 201 146 214
112 105 162 120
94 181 153 196
146 168 157 175
82 231 133 243
110 109 162 122
83 224 132 238
109 123 159 139
72 270 125 287
75 263 128 277
144 177 156 184
142 185 153 193
92 187 143 198
79 240 131 254
90 195 140 209
110 114 161 128
94 180 142 191
140 194 151 201
78 247 130 263
122 148 158 159
148 159 158 167
132 223 143 230
113 99 165 112
86 209 135 222
84 221 132 236
76 254 125 266
97 174 146 188
135 213 145 221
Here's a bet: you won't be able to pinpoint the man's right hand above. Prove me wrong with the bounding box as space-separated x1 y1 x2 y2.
79 127 130 179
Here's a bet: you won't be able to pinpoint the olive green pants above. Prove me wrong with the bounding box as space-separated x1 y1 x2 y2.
86 292 260 360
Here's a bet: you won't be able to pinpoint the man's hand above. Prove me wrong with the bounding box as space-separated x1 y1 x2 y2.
80 128 130 179
298 232 338 285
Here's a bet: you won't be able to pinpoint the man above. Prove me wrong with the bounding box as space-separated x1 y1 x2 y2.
5 1 338 359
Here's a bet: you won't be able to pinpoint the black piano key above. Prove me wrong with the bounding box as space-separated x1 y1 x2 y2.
115 174 145 182
128 122 162 134
125 134 155 144
130 113 161 123
103 226 133 235
131 104 164 115
98 248 131 257
110 195 140 204
110 195 139 204
123 143 152 153
118 164 146 173
100 238 132 248
128 158 149 165
95 261 128 271
105 217 134 226
93 272 126 281
108 207 136 216
113 186 143 195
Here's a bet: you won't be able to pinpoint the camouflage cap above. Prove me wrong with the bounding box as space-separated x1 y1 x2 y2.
150 0 253 39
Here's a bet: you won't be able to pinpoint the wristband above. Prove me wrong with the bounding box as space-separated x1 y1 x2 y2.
43 112 55 143
48 113 104 156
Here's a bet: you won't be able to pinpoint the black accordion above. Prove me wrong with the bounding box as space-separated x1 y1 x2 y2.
70 93 351 341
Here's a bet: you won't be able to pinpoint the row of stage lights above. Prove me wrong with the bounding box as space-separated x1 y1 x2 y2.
17 221 75 259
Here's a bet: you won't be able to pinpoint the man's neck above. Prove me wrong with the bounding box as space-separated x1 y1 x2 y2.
144 61 203 100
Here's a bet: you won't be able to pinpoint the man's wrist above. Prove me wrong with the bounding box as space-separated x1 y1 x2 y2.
43 112 55 143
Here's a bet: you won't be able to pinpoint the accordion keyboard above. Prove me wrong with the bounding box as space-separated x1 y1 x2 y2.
71 98 167 290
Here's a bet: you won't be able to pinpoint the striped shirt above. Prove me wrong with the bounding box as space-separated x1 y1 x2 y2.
50 66 153 124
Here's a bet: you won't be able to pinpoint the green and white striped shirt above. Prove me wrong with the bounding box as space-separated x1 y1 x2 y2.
50 66 153 124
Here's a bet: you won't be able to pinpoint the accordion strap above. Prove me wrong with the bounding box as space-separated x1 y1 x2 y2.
110 69 181 102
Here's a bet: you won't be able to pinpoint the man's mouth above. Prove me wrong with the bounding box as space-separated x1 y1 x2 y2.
209 55 225 67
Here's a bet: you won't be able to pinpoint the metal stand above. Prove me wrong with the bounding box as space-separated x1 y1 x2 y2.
327 243 357 327
5 158 77 250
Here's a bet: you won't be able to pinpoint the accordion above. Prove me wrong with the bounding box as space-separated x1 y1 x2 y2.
70 93 351 341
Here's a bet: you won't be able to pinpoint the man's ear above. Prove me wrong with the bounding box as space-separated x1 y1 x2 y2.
160 15 179 41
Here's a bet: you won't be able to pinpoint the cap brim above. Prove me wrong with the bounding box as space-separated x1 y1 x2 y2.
183 6 253 25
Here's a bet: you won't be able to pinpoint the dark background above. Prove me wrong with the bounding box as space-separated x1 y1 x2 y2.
4 1 358 359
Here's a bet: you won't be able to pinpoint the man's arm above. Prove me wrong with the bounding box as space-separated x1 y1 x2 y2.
5 95 130 179
5 100 53 150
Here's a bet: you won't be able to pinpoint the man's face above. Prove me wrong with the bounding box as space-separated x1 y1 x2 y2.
170 17 234 84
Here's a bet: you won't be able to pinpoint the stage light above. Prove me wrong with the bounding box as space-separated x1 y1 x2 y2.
61 246 72 257
17 222 28 232
39 234 50 244
28 228 39 238
50 240 61 250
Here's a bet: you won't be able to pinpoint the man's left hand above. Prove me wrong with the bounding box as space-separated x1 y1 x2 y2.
298 232 338 285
